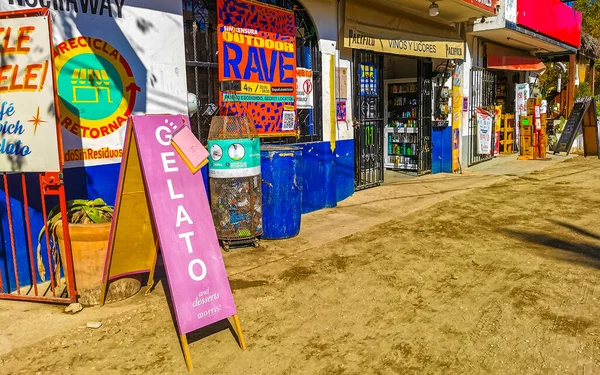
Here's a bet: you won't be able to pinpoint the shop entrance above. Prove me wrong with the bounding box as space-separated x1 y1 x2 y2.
353 51 435 189
353 50 385 190
467 66 497 166
382 55 433 176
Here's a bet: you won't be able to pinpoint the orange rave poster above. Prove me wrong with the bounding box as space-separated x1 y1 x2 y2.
217 0 297 136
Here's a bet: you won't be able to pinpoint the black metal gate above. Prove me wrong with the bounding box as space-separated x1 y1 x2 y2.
182 0 322 143
354 50 384 190
468 66 497 166
183 0 219 142
418 60 433 175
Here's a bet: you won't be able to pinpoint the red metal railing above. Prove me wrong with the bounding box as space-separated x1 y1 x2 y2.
0 172 77 304
0 8 77 304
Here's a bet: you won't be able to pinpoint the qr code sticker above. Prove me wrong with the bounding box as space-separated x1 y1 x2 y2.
282 111 295 131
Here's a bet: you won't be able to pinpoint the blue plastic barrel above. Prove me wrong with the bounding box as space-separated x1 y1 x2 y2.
260 145 302 239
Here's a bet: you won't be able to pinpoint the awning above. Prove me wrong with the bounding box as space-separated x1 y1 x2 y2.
486 44 546 71
344 0 465 60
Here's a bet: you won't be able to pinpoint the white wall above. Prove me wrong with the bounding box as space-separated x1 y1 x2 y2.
0 1 187 168
460 36 474 168
302 0 354 142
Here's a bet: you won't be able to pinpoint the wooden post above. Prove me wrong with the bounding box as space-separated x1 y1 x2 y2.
180 335 193 372
231 314 247 350
568 54 577 118
591 59 596 97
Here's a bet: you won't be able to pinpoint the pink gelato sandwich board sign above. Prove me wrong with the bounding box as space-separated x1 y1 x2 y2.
100 115 245 372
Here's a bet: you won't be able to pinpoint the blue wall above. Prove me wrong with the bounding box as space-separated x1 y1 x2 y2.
0 140 354 291
432 126 453 174
334 140 354 204
292 140 354 214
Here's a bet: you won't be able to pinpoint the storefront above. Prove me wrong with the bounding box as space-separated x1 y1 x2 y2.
466 0 581 166
343 0 483 187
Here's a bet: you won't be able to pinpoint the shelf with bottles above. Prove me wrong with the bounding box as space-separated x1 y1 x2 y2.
389 95 418 107
386 121 419 132
388 107 417 120
388 82 418 94
389 107 417 118
387 131 418 145
496 77 508 97
385 156 418 171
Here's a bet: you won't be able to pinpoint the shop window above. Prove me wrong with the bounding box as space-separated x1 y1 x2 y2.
183 0 322 144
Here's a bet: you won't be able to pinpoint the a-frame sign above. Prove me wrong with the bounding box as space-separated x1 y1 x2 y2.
100 115 245 372
555 97 600 158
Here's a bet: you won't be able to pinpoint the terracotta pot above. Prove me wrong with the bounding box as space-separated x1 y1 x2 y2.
56 222 141 306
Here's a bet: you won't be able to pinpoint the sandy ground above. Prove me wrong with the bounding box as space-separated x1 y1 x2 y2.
1 155 600 374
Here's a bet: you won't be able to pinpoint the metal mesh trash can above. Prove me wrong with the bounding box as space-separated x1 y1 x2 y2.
208 116 262 249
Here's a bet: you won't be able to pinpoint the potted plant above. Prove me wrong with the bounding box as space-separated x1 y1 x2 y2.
37 198 141 306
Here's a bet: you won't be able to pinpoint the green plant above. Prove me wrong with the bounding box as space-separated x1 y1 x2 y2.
36 198 114 282
575 82 593 99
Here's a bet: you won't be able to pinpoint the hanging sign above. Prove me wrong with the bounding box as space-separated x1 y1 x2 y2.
171 125 209 174
296 68 314 109
476 108 493 155
101 115 245 371
456 0 498 15
0 12 61 172
217 0 297 136
345 29 465 59
515 83 529 150
515 83 529 117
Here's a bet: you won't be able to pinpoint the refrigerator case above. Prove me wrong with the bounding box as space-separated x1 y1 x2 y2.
384 78 419 171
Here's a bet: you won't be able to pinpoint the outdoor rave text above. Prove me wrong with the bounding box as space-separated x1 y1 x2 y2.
0 26 49 93
221 28 295 83
7 0 126 19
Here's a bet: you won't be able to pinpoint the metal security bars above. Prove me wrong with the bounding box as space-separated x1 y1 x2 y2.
0 173 77 304
354 50 384 190
468 66 497 166
182 0 322 143
418 59 433 175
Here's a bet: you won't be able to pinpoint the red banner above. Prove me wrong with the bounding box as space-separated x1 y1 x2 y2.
517 0 581 48
217 0 297 136
458 0 497 15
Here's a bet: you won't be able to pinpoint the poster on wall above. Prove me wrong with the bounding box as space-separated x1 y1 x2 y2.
494 106 502 155
516 83 529 116
336 67 348 99
452 64 463 173
217 0 297 137
476 108 493 155
337 99 347 122
55 37 140 168
515 83 529 150
0 13 61 173
1 1 188 170
296 68 313 109
359 63 378 96
336 67 348 123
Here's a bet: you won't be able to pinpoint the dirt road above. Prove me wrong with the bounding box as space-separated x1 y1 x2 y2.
2 157 600 374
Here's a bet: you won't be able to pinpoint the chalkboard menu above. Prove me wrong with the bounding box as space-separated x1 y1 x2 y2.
554 99 589 154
